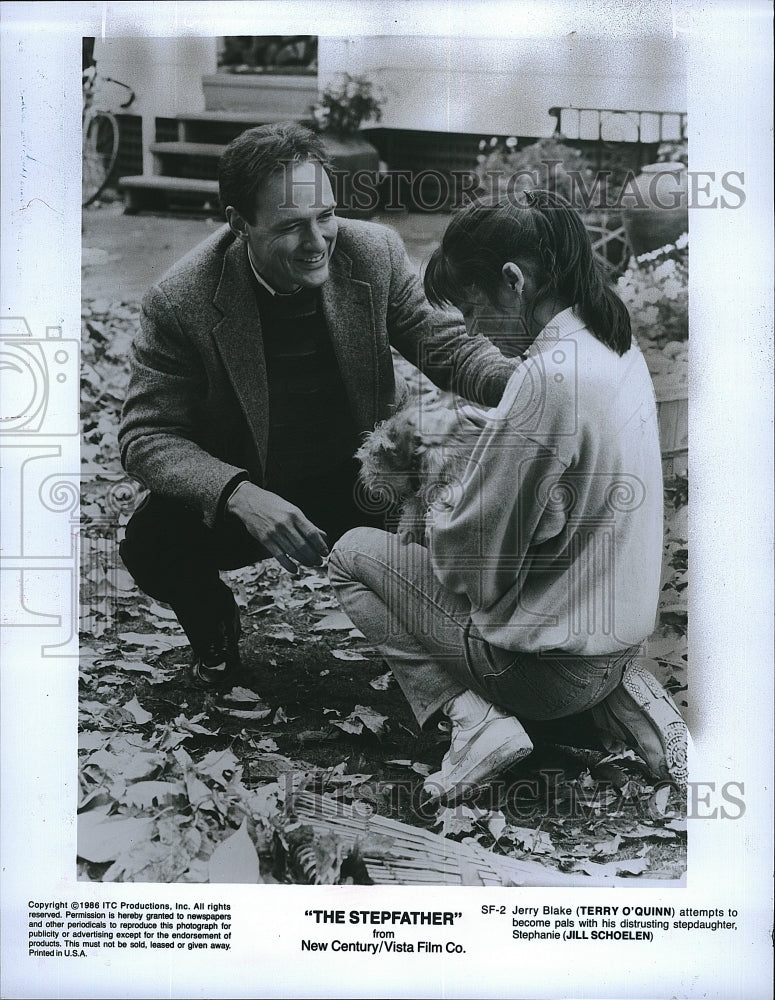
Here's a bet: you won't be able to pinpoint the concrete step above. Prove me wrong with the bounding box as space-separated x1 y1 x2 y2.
174 110 309 145
151 141 227 158
177 109 306 125
118 174 219 213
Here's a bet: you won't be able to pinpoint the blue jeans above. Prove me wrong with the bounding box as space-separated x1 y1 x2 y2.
328 527 632 728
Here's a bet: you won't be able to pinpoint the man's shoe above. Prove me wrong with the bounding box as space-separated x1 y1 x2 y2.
424 703 533 807
190 605 242 689
591 661 688 786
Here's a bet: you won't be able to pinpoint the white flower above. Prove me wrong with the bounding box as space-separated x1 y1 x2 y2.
675 232 689 250
653 259 677 281
662 278 683 301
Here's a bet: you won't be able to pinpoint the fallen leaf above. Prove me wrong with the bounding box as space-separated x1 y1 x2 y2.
506 825 555 855
252 737 279 753
157 729 191 751
572 857 650 877
78 732 106 752
592 833 622 857
369 671 393 690
123 696 152 725
486 811 508 841
386 759 432 777
196 749 240 786
435 805 478 837
112 568 139 593
312 612 355 632
121 780 185 808
221 686 265 704
649 784 672 819
185 774 217 811
621 824 676 841
78 789 112 813
313 598 339 610
77 813 154 863
148 602 178 620
111 660 156 676
331 649 368 661
118 632 189 651
173 714 219 737
208 820 261 884
332 718 364 735
248 753 301 777
265 626 296 644
331 705 388 737
273 706 297 724
223 707 272 722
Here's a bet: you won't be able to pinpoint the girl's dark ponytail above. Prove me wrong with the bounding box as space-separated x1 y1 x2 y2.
525 190 631 355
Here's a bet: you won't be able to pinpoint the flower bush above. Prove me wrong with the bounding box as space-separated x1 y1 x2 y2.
655 138 688 166
310 73 383 136
474 134 597 204
616 233 689 349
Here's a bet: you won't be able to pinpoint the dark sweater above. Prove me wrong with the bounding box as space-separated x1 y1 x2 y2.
253 281 360 490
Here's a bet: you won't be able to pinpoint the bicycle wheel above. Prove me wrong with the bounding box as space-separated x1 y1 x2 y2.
82 110 120 207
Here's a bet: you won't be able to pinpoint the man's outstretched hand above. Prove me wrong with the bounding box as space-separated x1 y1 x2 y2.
226 482 329 574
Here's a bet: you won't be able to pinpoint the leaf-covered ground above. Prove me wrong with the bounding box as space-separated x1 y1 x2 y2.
79 287 688 885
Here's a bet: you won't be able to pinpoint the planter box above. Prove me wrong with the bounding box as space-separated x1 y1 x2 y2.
320 134 381 218
202 73 318 117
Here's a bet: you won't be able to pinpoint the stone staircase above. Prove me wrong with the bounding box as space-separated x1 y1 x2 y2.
119 110 295 213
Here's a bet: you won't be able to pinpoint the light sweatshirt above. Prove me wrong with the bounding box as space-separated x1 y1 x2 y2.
429 308 664 656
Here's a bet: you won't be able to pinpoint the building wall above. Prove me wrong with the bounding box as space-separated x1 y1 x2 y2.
92 34 686 166
320 35 686 137
93 37 217 172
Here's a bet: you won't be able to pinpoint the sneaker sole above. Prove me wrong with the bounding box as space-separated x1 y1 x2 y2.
621 662 688 786
428 741 534 809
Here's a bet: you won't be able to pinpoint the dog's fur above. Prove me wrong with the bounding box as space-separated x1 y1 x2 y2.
356 390 484 542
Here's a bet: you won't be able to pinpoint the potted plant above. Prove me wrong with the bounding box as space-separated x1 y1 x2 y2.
622 138 689 256
309 73 383 217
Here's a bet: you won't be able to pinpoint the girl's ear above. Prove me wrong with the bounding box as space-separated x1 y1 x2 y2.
501 261 525 296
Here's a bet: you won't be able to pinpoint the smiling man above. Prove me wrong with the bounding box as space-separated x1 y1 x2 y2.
118 122 517 686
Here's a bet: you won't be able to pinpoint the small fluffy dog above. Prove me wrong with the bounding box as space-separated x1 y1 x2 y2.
356 389 486 542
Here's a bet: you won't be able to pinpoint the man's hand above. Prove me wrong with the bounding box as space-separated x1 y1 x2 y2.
226 482 329 574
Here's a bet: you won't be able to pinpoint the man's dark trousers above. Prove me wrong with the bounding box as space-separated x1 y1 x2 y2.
120 458 385 651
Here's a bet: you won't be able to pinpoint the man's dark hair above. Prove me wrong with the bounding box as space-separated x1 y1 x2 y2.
218 121 331 222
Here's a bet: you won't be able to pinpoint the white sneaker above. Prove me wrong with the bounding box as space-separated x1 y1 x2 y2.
424 700 533 807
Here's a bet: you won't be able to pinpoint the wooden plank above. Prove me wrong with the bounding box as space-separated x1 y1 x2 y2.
118 175 219 196
150 141 227 158
177 110 303 125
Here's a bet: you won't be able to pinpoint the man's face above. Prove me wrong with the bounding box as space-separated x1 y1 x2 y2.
238 159 338 292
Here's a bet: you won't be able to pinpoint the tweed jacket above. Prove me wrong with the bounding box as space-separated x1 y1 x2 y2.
119 218 517 528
